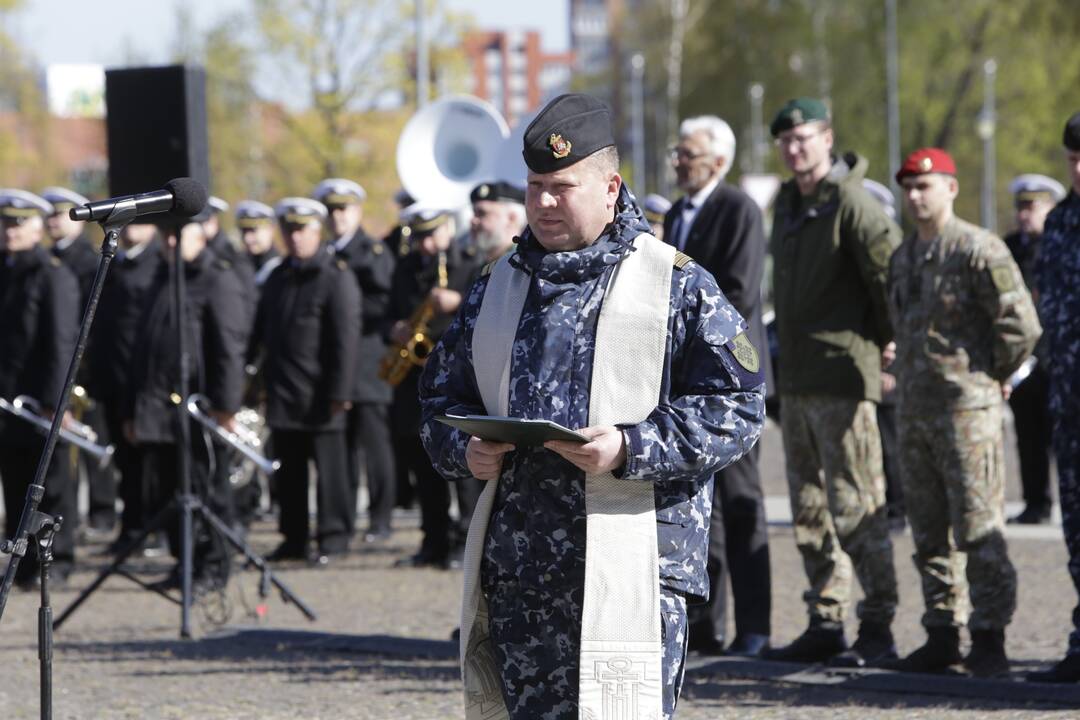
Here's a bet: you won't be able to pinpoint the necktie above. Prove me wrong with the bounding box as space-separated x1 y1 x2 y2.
675 202 694 251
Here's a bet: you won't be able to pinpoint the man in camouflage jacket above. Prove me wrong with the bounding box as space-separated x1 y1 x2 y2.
887 148 1040 678
419 94 765 719
1029 112 1080 684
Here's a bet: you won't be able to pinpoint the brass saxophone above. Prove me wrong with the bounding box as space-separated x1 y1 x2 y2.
379 251 448 387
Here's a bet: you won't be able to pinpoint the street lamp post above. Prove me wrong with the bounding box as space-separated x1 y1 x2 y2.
885 0 901 209
748 82 765 174
976 58 998 232
630 53 646 195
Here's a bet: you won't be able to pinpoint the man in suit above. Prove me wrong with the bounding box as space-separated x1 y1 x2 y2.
663 114 773 656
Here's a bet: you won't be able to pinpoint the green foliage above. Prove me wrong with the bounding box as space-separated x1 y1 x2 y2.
634 0 1080 229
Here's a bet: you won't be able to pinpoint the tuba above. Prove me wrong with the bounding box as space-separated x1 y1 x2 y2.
395 95 510 210
379 95 510 386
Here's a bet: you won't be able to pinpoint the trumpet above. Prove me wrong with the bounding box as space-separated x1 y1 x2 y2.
0 395 115 468
182 393 280 476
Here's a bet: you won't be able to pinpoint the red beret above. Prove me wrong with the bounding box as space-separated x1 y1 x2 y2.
895 148 956 182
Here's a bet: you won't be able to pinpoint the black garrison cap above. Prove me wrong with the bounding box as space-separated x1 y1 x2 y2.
470 181 525 204
1064 111 1080 151
522 93 615 174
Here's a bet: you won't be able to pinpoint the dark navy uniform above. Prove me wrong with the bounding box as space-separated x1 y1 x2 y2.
250 198 361 560
44 185 118 534
315 178 397 540
332 227 396 537
1037 187 1080 664
389 210 482 567
0 191 80 584
128 240 249 580
1003 173 1065 524
88 233 165 546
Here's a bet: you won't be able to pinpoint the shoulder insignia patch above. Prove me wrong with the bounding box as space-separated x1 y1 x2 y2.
869 235 895 268
336 259 349 271
673 251 692 269
730 333 760 373
990 263 1016 293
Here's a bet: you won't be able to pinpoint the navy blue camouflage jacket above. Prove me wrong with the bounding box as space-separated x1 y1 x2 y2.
419 186 765 603
1038 189 1080 404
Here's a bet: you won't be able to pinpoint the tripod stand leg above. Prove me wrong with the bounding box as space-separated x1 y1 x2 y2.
54 500 175 629
192 500 317 621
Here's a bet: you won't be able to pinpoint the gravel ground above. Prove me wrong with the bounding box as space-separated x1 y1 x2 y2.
0 420 1076 719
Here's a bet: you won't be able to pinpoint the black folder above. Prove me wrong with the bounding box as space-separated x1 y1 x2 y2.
435 414 589 445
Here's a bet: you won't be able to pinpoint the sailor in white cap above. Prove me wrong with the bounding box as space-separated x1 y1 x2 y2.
390 200 484 569
235 200 281 287
312 178 398 544
256 195 360 565
1003 173 1065 527
0 188 80 587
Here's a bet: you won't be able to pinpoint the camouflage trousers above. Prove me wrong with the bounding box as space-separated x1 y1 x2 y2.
484 580 688 719
1047 376 1080 654
780 394 898 625
898 403 1017 630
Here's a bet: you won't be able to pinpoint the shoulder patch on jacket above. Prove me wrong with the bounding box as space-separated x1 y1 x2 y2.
868 234 895 267
673 251 692 269
990 262 1016 293
728 333 760 372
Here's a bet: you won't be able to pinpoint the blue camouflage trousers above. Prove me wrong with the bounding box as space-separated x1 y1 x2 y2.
1049 384 1080 655
484 580 689 719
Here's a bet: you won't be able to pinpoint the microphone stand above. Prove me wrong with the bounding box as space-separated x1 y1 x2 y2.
54 220 316 635
0 200 136 719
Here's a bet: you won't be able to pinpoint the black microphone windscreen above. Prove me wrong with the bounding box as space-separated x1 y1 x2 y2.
165 177 209 218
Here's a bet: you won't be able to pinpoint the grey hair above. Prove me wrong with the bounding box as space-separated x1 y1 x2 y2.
679 115 736 179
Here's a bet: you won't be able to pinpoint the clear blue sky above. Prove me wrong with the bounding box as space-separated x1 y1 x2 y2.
17 0 570 67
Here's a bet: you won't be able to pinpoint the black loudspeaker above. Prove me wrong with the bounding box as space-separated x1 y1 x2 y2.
104 65 210 197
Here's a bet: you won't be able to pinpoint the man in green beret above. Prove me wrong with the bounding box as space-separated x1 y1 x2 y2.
764 98 903 668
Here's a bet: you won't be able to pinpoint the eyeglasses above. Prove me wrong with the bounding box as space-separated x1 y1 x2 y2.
668 147 710 163
774 130 823 148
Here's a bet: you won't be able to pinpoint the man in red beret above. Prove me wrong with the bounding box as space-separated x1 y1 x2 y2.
885 148 1041 677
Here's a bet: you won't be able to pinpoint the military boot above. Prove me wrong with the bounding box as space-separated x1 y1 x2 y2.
882 626 961 673
964 629 1009 678
1027 653 1080 683
830 621 898 668
762 621 846 663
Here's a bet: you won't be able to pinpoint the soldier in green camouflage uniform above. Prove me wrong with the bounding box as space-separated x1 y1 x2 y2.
764 98 902 668
886 148 1041 678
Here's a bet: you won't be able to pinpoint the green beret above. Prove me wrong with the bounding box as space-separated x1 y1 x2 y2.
770 97 830 137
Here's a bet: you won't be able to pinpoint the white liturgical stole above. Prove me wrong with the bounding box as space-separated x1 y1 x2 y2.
462 233 674 720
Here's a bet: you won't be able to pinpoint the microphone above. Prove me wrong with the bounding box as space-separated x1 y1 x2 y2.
69 177 209 222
